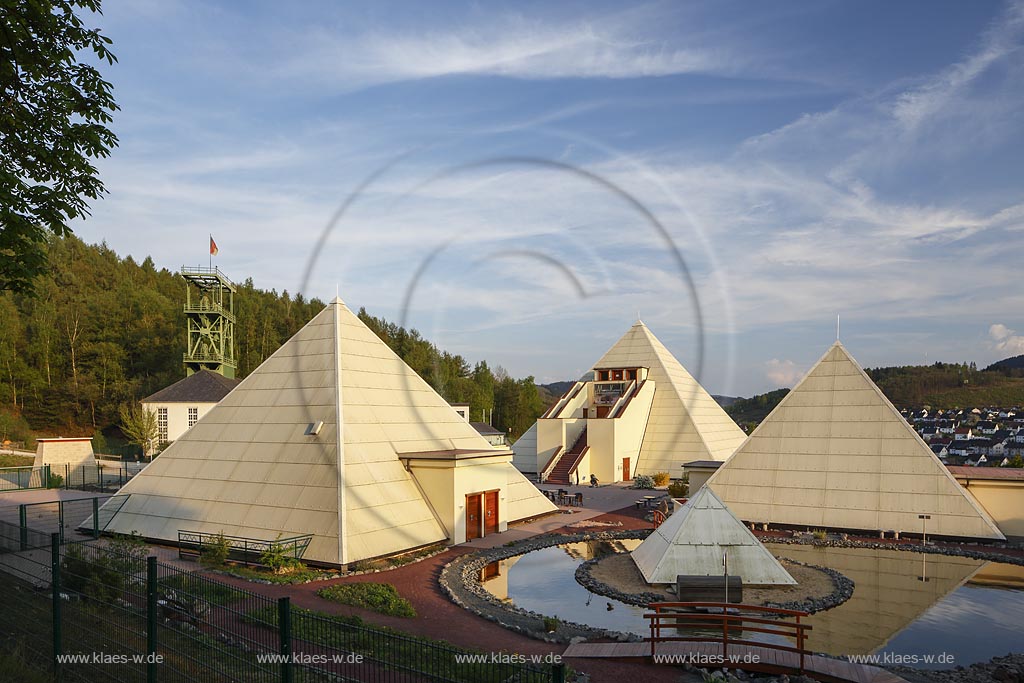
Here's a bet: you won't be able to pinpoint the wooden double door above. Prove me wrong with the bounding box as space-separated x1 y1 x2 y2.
466 490 499 540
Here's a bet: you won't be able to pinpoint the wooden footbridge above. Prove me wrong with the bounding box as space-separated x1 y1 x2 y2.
562 603 909 683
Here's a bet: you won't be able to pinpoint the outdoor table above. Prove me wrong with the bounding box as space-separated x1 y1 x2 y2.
643 495 657 508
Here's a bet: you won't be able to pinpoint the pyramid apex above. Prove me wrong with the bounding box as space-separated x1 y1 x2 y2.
329 295 346 306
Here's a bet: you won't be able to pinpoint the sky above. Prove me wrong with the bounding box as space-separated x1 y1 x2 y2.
71 0 1024 397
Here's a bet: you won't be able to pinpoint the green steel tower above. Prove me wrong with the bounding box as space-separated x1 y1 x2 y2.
181 266 236 378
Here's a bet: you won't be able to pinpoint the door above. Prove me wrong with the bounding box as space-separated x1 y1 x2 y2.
466 494 482 540
622 457 631 481
484 490 499 535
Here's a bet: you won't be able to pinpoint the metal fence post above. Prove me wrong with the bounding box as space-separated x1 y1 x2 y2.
278 597 293 683
19 504 27 551
148 556 158 683
51 532 62 681
44 464 51 489
93 497 100 538
551 662 566 683
58 501 65 544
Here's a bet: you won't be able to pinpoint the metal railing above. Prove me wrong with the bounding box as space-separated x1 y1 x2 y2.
538 446 564 484
178 530 314 565
0 465 47 491
645 602 812 672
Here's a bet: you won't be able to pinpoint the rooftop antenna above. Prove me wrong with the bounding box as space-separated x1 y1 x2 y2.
836 313 841 342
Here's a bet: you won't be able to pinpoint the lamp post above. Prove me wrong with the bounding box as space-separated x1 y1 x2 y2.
723 550 729 606
918 514 931 546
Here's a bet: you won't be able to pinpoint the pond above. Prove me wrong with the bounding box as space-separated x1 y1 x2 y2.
480 540 1024 669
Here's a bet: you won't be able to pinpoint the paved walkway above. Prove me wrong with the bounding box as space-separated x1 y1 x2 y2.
459 481 661 549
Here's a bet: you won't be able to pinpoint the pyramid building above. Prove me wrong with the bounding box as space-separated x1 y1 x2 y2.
631 485 796 585
512 321 747 483
100 298 556 565
707 342 1004 540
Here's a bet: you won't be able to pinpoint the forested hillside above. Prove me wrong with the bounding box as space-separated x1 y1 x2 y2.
726 361 1024 429
0 236 544 447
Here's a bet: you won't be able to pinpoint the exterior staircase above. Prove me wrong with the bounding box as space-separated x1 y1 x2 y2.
546 427 588 485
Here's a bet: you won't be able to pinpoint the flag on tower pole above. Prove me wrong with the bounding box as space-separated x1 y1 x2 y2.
209 235 218 269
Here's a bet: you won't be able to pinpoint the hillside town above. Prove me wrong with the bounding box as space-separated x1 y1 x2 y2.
903 406 1024 467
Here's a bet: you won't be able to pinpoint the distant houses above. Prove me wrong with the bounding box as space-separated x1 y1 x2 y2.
904 404 1024 468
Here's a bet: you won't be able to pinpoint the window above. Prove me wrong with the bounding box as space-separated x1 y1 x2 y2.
188 407 199 428
157 407 168 443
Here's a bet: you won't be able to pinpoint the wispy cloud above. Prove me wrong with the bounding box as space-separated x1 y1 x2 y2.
989 324 1024 355
275 11 741 89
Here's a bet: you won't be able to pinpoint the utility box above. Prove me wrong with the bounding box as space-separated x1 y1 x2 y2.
676 575 743 603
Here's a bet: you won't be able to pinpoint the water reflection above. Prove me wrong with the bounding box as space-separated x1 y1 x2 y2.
480 541 1024 668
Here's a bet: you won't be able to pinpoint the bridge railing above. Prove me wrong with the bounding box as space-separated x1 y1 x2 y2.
644 602 812 672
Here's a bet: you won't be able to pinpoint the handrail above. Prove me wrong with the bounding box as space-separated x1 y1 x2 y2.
607 380 637 418
539 446 564 483
613 379 647 418
542 381 585 419
645 602 811 672
177 530 313 565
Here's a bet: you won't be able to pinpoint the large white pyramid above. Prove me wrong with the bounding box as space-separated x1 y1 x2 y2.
631 485 796 585
593 321 747 473
101 298 555 565
708 342 1004 540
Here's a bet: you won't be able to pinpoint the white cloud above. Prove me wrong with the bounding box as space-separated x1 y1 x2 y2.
765 359 802 387
274 12 741 89
989 324 1024 355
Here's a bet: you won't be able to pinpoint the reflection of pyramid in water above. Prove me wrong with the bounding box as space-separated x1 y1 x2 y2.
774 545 985 655
101 298 554 565
631 485 796 585
708 342 1004 540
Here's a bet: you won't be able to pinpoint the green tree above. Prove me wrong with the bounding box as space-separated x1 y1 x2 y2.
0 0 118 293
119 401 157 459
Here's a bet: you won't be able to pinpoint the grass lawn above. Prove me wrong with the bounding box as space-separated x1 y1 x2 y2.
316 582 416 617
0 454 34 468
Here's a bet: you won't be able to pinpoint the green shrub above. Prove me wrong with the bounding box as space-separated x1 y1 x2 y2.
46 471 64 488
316 582 417 618
260 541 305 575
61 545 126 603
200 533 231 569
812 529 828 541
652 471 671 487
633 474 655 489
667 480 688 498
543 616 559 633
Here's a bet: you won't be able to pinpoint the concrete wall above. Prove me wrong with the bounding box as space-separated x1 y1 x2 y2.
34 438 95 468
954 478 1024 539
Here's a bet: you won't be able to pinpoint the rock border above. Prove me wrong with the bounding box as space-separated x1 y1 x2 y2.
575 553 855 615
439 530 651 644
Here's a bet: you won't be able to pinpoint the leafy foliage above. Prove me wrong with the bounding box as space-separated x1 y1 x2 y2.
259 541 305 575
199 533 230 569
0 0 119 293
118 401 158 458
632 474 655 489
652 471 670 487
316 582 417 618
667 479 688 498
0 235 547 441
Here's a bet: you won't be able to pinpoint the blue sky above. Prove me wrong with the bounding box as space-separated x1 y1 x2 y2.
74 0 1024 396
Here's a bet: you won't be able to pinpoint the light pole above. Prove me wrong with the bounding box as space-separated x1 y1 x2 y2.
918 514 931 546
723 550 729 606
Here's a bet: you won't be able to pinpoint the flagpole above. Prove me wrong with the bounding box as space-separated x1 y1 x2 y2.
209 234 212 270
